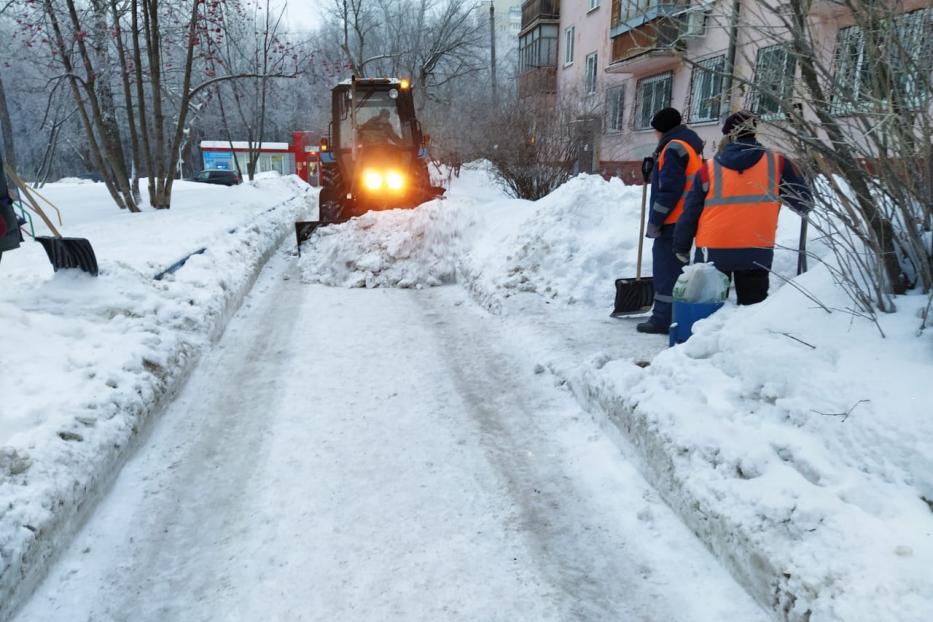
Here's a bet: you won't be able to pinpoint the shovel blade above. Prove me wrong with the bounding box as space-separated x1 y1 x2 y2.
295 221 321 256
36 236 99 276
611 276 654 317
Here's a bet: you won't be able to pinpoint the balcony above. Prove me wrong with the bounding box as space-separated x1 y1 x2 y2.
608 17 685 73
610 0 681 38
521 0 560 35
518 66 557 99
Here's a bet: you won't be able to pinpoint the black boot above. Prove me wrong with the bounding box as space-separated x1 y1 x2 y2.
636 321 669 335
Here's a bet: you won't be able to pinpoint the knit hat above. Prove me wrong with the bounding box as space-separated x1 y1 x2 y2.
650 108 682 133
722 111 757 138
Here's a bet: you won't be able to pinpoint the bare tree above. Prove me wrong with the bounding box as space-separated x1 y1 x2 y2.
482 98 581 200
208 0 299 181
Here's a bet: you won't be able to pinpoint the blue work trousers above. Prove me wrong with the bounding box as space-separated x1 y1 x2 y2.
650 227 684 328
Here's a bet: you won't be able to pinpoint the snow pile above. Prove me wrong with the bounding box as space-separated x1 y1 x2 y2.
460 175 643 308
296 167 818 313
0 176 311 620
567 263 933 621
300 200 474 289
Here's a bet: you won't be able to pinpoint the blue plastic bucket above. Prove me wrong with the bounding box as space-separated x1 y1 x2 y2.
669 301 724 346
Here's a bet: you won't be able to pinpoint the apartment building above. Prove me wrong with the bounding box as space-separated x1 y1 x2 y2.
555 1 620 173
520 0 931 184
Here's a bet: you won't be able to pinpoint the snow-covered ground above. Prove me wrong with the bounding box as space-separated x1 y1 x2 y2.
296 164 933 621
13 251 769 622
4 165 931 622
0 177 313 619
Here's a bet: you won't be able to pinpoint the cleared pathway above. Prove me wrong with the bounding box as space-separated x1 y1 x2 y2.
15 250 768 622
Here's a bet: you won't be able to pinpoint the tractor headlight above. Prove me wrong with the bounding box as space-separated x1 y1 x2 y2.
386 171 405 191
363 170 383 191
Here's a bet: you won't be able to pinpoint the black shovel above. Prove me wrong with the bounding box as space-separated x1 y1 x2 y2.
5 164 99 276
295 220 321 257
611 157 656 317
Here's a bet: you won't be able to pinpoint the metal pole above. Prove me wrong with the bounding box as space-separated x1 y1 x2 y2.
351 75 358 164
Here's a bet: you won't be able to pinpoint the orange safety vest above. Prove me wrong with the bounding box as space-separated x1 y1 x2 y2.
696 152 783 249
657 139 704 225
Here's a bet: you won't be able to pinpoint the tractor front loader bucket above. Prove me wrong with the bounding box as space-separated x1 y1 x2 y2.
295 221 321 256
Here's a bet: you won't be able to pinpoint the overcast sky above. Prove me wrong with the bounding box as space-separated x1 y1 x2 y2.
279 1 324 32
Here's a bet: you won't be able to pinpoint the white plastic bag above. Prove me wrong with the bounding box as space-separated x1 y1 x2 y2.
672 263 730 303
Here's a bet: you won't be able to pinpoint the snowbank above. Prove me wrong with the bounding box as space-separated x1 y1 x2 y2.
562 263 933 621
297 167 818 313
0 176 313 620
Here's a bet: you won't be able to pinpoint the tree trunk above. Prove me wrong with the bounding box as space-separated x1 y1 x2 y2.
0 75 17 175
111 0 143 203
90 0 131 186
132 0 156 203
44 0 128 211
159 0 203 207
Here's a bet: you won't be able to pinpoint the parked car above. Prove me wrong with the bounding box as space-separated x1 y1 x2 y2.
191 169 241 186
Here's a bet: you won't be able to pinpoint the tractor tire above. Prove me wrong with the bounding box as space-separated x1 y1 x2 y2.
319 165 350 224
320 195 346 224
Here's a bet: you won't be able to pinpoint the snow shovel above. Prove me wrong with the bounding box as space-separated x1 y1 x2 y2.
611 158 655 317
294 220 321 257
4 164 99 276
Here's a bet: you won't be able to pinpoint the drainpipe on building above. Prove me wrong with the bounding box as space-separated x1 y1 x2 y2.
719 0 742 122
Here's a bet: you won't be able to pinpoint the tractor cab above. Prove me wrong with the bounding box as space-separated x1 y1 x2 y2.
335 84 414 150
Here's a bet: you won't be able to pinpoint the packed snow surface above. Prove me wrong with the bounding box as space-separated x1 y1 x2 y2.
13 252 769 622
0 176 311 619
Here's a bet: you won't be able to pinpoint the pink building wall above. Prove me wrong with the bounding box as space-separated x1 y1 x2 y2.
552 0 931 183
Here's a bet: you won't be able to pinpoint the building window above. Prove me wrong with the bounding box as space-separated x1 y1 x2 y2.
636 72 672 129
519 24 559 73
564 26 575 65
589 0 601 10
831 8 932 114
751 44 796 117
585 52 599 95
606 86 625 133
618 0 658 24
689 55 725 123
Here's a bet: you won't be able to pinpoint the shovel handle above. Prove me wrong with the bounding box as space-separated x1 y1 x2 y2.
19 179 63 227
636 181 648 279
797 216 808 275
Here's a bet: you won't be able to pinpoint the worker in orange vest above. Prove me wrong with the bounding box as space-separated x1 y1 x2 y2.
673 111 812 304
637 108 705 334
